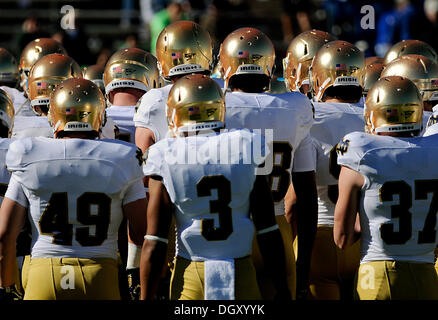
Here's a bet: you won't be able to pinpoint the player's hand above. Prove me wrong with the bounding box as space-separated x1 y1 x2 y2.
0 285 23 301
126 268 141 300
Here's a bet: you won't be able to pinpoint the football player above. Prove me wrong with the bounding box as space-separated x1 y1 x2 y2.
140 74 290 300
310 40 365 107
12 53 83 139
83 64 118 139
0 89 21 300
15 38 67 117
83 64 105 94
103 47 161 299
133 20 213 300
0 48 34 117
134 20 213 153
293 40 365 300
362 62 384 98
0 48 19 89
218 27 317 300
334 76 438 300
365 56 384 65
104 48 161 144
0 78 147 300
383 39 437 65
381 54 438 112
283 29 335 95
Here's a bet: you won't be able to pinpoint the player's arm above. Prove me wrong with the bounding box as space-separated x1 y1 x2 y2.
251 174 291 300
291 170 318 299
284 183 297 238
334 166 363 249
122 180 148 300
135 127 155 154
140 176 172 300
135 127 156 188
287 132 318 299
123 198 148 246
0 197 26 288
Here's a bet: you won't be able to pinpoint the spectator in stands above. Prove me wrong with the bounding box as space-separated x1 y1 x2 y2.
412 0 438 51
281 0 312 45
118 34 139 50
150 1 184 54
375 0 416 57
16 15 49 53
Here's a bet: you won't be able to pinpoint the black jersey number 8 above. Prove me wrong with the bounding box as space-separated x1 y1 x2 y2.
269 142 293 202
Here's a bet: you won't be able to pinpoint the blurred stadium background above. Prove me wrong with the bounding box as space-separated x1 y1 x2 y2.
0 0 437 77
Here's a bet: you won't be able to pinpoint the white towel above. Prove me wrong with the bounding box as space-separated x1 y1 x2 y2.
204 259 235 300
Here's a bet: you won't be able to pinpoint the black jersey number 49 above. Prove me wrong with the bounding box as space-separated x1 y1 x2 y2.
39 192 111 246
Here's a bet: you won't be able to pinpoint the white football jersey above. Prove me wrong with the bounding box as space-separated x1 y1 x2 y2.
0 86 35 117
225 91 314 215
143 130 267 261
0 138 11 205
358 96 365 108
101 115 117 139
133 85 172 142
337 132 438 264
11 116 53 138
421 110 433 136
423 105 438 136
106 105 136 143
310 102 365 226
5 138 145 259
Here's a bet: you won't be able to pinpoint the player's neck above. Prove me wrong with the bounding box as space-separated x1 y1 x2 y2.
111 92 139 106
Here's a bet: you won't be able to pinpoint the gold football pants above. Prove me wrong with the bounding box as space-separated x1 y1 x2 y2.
308 225 360 300
355 261 438 300
435 247 438 274
170 255 261 300
23 257 120 300
252 215 296 300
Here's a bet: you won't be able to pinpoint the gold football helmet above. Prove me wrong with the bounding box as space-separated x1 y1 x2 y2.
310 40 365 101
28 53 82 114
167 74 225 136
50 78 105 137
19 38 67 94
103 48 161 99
219 27 275 90
383 40 438 65
0 88 15 132
363 62 384 96
365 76 423 135
365 56 384 65
156 21 213 80
0 48 19 87
283 30 335 92
83 64 105 93
381 54 438 102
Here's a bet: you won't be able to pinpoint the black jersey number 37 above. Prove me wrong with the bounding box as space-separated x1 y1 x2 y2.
379 180 437 245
